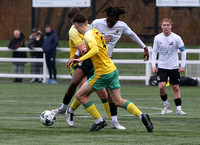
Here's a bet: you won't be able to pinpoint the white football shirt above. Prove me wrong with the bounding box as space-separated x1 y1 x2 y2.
91 18 146 57
152 32 185 69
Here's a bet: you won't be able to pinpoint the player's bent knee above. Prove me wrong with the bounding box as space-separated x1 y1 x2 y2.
75 90 87 101
113 99 123 107
159 83 166 90
172 85 179 92
75 93 82 101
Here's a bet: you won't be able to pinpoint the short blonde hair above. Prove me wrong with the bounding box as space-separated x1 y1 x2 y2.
160 18 173 26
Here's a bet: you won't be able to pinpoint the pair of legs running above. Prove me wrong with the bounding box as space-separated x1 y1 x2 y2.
74 69 153 132
52 59 125 129
68 87 126 129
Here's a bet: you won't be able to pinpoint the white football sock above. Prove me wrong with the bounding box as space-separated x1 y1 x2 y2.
112 115 118 123
95 117 103 124
176 106 181 111
68 107 74 113
139 113 143 120
164 100 169 106
59 103 67 110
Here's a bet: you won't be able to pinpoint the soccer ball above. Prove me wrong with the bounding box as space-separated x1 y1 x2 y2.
40 110 56 126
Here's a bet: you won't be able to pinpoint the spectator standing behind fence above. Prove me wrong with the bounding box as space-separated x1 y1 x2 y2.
8 30 27 83
42 25 59 84
28 28 44 83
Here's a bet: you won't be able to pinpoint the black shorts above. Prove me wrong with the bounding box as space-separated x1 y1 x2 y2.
76 58 94 78
157 68 180 84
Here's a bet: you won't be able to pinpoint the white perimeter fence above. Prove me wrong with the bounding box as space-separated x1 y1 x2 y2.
0 47 200 85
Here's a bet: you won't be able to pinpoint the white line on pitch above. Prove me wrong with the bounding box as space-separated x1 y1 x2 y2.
0 106 173 120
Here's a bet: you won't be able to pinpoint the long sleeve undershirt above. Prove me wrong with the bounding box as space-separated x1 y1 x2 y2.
128 31 146 49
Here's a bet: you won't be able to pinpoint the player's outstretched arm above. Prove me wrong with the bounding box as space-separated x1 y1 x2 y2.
127 30 149 61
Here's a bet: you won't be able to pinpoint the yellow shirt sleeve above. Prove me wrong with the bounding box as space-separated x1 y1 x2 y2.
80 30 99 62
69 25 84 47
69 25 84 59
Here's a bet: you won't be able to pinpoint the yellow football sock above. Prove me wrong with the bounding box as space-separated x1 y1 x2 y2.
124 101 142 117
101 98 112 120
71 98 81 110
84 101 101 120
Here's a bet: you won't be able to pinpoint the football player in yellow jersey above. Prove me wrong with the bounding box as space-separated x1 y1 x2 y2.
69 12 153 132
68 7 150 130
52 8 112 126
66 8 125 130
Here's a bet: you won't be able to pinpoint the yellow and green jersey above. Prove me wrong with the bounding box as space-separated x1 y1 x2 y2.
80 28 116 75
68 25 84 75
69 25 84 59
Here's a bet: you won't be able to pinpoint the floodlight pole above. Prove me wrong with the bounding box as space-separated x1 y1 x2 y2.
32 6 36 29
155 5 159 35
92 0 96 20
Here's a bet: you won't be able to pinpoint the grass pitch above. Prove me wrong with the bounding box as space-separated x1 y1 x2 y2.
0 82 200 145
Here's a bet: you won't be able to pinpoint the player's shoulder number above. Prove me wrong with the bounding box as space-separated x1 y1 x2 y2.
95 31 107 49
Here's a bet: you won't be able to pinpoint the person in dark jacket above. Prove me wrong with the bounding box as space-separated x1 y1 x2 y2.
42 25 59 84
28 29 44 83
8 30 27 83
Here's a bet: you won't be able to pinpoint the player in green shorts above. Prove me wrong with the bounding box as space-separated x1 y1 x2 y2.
69 12 153 132
51 8 112 125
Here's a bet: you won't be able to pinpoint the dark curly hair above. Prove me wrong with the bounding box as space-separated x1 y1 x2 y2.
103 7 126 19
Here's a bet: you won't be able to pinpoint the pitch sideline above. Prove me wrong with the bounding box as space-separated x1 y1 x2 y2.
0 106 173 120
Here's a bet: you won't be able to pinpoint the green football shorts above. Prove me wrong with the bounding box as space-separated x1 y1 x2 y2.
87 69 121 91
68 65 76 77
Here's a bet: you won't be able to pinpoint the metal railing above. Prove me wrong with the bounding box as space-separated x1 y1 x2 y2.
0 47 200 85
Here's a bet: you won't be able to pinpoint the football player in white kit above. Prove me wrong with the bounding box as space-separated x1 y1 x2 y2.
68 7 149 130
91 7 149 58
152 18 187 115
